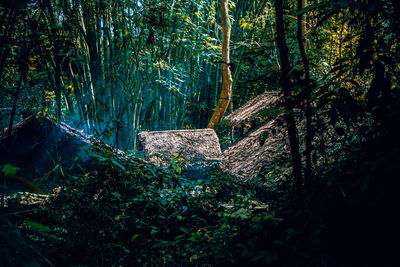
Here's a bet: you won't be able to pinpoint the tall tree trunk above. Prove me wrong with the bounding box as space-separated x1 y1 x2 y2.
274 0 303 194
207 0 232 129
297 0 313 188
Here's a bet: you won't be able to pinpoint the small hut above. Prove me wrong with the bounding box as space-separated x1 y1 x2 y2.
0 115 134 188
221 91 287 179
221 91 304 193
222 117 293 180
0 115 92 180
137 129 222 178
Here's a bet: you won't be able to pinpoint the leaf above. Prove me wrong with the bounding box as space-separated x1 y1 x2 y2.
181 205 188 213
106 243 131 253
25 221 60 240
270 64 280 72
26 221 51 232
180 227 190 234
112 160 126 171
172 164 181 173
131 234 140 241
6 174 45 194
263 214 275 221
148 166 158 178
2 164 20 176
111 192 122 200
150 228 159 235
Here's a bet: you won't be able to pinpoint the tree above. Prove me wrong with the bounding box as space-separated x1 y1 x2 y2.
296 0 312 188
207 0 232 130
274 0 303 196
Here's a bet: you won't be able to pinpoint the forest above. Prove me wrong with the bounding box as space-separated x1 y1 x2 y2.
1 0 400 266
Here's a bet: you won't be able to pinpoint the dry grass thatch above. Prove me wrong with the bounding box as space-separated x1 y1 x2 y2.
0 116 93 176
222 117 290 180
137 129 222 169
0 115 135 185
224 91 280 128
222 114 305 190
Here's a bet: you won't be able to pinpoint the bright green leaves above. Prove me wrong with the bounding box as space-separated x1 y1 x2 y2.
24 221 61 241
2 163 20 176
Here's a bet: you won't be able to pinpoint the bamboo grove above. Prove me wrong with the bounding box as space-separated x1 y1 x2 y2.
2 0 400 165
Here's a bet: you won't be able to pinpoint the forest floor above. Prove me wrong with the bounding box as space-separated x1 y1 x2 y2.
1 152 292 266
2 128 400 266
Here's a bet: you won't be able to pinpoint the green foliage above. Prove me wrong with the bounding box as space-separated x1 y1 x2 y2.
2 164 20 176
4 151 294 266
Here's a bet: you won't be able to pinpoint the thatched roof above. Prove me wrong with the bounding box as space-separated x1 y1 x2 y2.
221 115 305 189
222 117 290 180
0 116 93 179
0 115 135 187
224 91 280 128
137 129 222 169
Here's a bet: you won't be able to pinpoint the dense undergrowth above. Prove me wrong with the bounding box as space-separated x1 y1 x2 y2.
1 150 294 266
2 112 400 267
